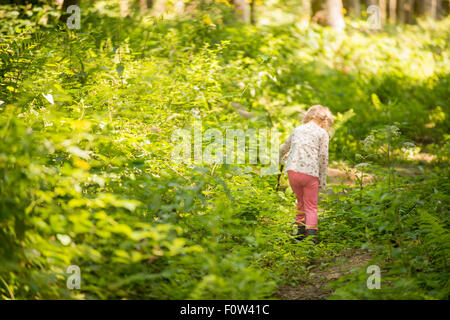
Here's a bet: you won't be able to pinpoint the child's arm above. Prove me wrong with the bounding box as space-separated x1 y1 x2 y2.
279 133 292 164
318 132 329 190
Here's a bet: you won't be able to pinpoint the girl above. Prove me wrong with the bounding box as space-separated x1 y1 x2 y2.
279 105 334 243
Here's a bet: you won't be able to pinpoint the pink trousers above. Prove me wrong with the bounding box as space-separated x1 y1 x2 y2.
287 170 319 230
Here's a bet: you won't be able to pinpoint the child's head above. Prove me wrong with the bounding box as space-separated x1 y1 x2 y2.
303 105 334 134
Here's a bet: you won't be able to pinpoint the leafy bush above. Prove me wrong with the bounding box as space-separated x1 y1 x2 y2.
0 2 448 299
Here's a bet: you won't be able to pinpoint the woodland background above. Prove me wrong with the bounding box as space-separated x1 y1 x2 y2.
0 0 449 300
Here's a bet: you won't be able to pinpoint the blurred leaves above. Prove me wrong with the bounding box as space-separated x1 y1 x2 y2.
0 2 448 300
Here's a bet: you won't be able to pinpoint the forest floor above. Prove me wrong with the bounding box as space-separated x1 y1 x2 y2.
275 167 372 300
274 158 433 300
275 248 373 300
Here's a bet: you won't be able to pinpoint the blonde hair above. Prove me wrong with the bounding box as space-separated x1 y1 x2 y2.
303 105 334 134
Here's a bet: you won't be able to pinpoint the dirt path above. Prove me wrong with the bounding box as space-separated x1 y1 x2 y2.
275 163 427 300
325 162 428 186
275 168 373 300
275 249 372 300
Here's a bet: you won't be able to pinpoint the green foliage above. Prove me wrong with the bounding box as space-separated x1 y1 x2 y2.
323 169 449 299
0 2 448 300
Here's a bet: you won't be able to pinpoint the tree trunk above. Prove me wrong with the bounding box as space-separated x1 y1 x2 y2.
398 0 415 23
326 0 345 31
389 0 397 23
418 0 438 19
406 0 415 23
61 0 79 9
250 0 256 25
152 0 167 15
302 0 312 16
398 0 406 23
139 0 148 13
140 0 154 13
174 0 185 14
379 0 387 25
120 0 130 17
436 0 444 19
234 0 250 23
300 0 312 27
345 0 361 17
59 0 80 23
312 0 325 16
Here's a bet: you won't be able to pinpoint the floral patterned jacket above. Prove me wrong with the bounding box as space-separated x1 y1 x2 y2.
279 121 329 189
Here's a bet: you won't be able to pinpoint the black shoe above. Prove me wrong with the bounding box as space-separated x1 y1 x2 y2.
294 225 306 241
296 225 306 236
305 229 318 244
